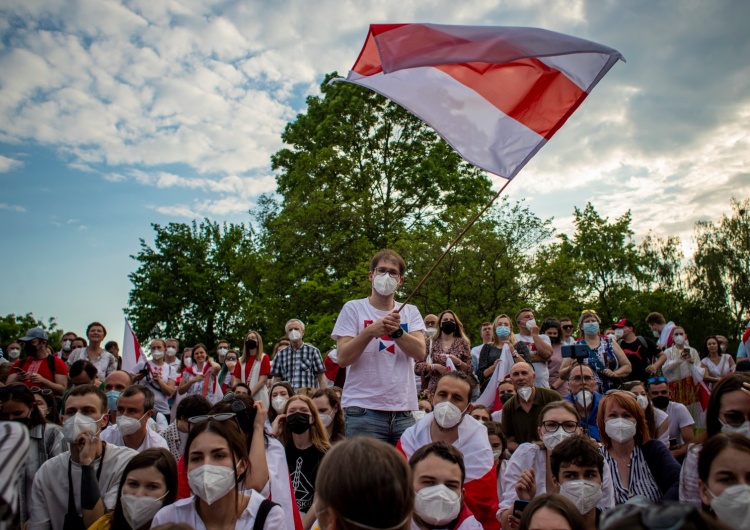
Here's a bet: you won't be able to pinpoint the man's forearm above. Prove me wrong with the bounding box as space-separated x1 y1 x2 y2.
533 336 552 358
395 332 426 361
337 330 375 367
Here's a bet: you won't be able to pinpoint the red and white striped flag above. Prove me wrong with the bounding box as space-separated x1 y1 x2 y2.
445 356 457 372
475 343 515 409
121 318 144 373
338 24 624 179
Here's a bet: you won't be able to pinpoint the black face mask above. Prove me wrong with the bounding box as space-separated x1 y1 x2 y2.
286 412 312 434
500 392 515 404
23 341 38 357
548 335 561 344
440 321 457 335
651 395 670 410
245 339 258 351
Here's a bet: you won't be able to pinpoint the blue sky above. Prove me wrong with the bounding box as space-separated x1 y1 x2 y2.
1 0 749 347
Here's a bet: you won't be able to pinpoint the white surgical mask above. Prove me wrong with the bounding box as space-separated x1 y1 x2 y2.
542 428 574 450
708 484 750 530
433 401 465 429
288 329 303 342
525 319 537 331
492 449 503 460
218 347 228 356
151 350 165 360
63 412 103 443
605 418 637 443
414 484 461 525
272 396 288 413
319 413 333 427
117 413 147 436
183 357 193 368
8 348 21 359
636 395 649 410
721 420 750 438
673 334 686 345
188 464 237 505
574 390 593 409
373 272 398 296
121 493 166 529
62 339 72 351
720 343 727 352
38 406 48 417
166 347 177 357
559 480 603 514
614 328 624 339
517 387 533 402
424 327 437 338
652 330 660 338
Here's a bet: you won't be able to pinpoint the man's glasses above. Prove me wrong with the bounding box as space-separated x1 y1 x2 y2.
541 420 579 433
647 376 667 385
373 267 400 278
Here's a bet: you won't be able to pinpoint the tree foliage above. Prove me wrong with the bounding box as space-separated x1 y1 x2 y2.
0 313 63 351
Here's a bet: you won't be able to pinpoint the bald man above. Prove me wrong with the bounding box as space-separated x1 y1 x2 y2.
501 362 561 451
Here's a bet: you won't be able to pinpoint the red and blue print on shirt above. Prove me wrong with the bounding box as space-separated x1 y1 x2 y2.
364 321 409 354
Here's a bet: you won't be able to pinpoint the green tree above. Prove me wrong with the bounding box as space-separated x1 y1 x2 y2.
126 219 260 351
0 313 63 351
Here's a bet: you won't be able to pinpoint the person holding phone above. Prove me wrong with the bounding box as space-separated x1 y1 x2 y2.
7 328 69 396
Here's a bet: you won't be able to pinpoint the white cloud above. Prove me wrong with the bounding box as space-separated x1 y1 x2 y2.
0 203 26 212
0 155 23 172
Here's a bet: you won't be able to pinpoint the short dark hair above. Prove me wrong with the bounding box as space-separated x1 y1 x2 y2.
485 421 506 452
645 312 666 325
409 441 466 483
515 307 534 322
436 370 476 401
69 360 99 381
121 385 155 412
104 341 118 352
370 249 406 276
550 434 604 479
86 321 107 337
518 494 585 530
176 395 212 421
706 373 750 437
67 384 107 413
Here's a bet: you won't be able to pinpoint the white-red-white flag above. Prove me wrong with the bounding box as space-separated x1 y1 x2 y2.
475 343 515 409
445 356 457 372
122 318 144 373
337 24 624 179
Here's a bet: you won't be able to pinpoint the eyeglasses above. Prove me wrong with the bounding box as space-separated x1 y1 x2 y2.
561 325 573 330
225 357 238 362
373 267 400 278
187 412 237 425
541 420 579 433
31 386 54 396
569 375 595 383
647 376 667 385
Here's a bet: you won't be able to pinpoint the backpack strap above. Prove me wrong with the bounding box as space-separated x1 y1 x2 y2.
47 355 56 377
252 498 278 530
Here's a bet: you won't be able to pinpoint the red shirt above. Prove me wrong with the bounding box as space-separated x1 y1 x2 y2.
232 354 271 384
11 355 69 387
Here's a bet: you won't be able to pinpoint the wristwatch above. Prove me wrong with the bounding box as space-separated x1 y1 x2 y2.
389 328 404 340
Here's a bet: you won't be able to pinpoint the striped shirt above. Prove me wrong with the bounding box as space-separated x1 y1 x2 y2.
0 422 30 530
601 445 662 504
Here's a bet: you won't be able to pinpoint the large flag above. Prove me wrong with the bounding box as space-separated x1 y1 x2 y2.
475 343 515 409
121 318 144 373
337 24 624 179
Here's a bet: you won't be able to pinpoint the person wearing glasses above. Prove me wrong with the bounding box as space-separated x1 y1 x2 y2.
271 320 327 392
559 318 576 346
596 392 680 505
0 384 68 526
415 310 473 398
563 365 604 441
152 417 286 529
499 401 615 530
332 249 426 444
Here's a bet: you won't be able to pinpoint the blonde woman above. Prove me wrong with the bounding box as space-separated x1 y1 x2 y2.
232 330 271 407
414 310 472 397
477 314 526 392
277 395 331 529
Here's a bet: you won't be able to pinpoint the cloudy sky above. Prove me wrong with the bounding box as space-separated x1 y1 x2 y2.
1 0 748 347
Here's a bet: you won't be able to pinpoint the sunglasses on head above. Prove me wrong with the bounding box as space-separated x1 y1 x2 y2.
31 386 53 396
187 412 236 425
647 376 667 385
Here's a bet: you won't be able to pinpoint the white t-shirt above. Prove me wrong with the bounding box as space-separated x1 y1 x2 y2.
28 444 137 530
515 333 551 389
654 407 669 446
665 401 695 445
331 298 425 411
133 359 176 414
152 490 286 529
100 424 170 451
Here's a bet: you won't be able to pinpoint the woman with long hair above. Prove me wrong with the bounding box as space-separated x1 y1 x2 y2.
414 310 473 397
541 318 569 397
89 448 177 530
661 326 706 426
269 381 295 433
32 385 62 425
477 314 527 393
0 383 67 525
518 494 585 530
232 330 271 407
697 433 750 530
152 418 286 528
701 335 736 387
312 388 345 444
177 343 222 404
621 381 669 445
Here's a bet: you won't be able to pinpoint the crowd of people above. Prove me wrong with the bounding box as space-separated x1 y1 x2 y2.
1 248 749 530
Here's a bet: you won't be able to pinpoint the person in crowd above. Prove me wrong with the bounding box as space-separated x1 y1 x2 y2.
502 362 562 451
104 340 121 370
564 364 604 440
622 381 669 446
514 308 553 389
541 318 568 397
646 312 677 350
646 376 695 460
67 322 117 380
103 370 132 423
409 441 483 530
132 339 176 422
88 448 178 530
269 381 295 433
560 311 631 393
471 322 494 376
215 339 230 365
165 338 181 373
58 331 78 362
270 338 291 361
661 326 706 426
680 373 750 508
217 349 237 393
697 433 750 530
277 394 331 527
178 343 222 404
423 314 439 339
470 404 492 423
702 335 736 387
101 386 169 451
68 360 101 388
332 249 426 443
486 421 508 501
2 340 21 364
151 418 286 529
597 391 680 504
233 330 271 405
29 384 137 530
159 395 211 459
0 384 68 525
715 335 732 355
232 382 251 396
613 319 665 382
314 437 413 530
312 388 346 444
559 318 576 346
0 420 30 528
72 336 87 350
398 371 499 530
415 310 473 398
499 401 614 529
478 314 526 393
7 327 69 395
179 347 192 370
32 384 62 424
271 319 327 391
517 494 586 530
490 379 517 423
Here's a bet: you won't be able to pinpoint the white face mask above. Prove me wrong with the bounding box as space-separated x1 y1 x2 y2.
414 484 461 525
319 413 333 427
708 484 750 529
721 420 750 438
574 390 593 409
605 418 637 443
492 449 503 460
424 327 438 338
38 406 48 417
653 330 660 338
673 334 686 345
218 347 228 356
63 412 103 443
117 413 147 436
183 357 193 368
517 387 533 402
720 343 727 352
188 464 237 505
542 428 574 451
288 329 303 342
62 339 72 351
614 328 624 339
8 348 21 359
121 493 166 529
413 410 426 421
373 272 398 296
636 395 649 410
166 347 177 357
433 401 465 429
559 480 603 514
525 319 537 331
272 396 288 413
151 350 165 360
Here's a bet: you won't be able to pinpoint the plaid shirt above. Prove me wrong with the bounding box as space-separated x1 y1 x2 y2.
270 342 325 390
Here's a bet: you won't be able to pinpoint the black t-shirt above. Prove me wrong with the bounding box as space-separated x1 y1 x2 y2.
619 336 659 383
285 443 326 514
